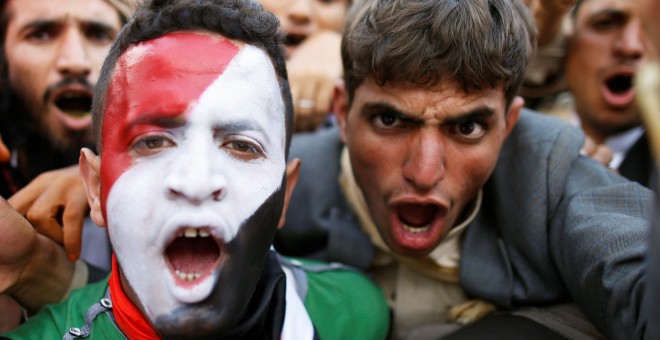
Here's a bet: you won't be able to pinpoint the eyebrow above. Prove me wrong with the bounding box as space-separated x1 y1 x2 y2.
125 114 187 130
360 102 497 126
217 119 272 145
19 18 118 35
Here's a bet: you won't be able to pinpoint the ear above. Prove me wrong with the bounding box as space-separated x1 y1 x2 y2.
278 158 301 229
79 148 106 227
504 96 523 139
333 79 350 144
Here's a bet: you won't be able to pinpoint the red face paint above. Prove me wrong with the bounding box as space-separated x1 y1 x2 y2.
100 32 240 219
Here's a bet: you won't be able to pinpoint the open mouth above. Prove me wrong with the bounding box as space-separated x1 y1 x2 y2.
397 203 440 233
601 71 636 108
165 227 222 286
54 90 92 118
605 74 633 94
282 33 307 47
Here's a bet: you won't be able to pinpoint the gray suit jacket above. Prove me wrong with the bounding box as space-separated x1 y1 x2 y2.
275 110 652 339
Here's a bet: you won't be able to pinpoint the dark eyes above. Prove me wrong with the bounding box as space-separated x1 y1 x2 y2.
130 133 264 161
222 139 264 161
24 26 116 45
452 121 486 140
131 135 175 157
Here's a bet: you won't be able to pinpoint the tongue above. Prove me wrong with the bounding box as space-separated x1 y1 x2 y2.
398 204 438 227
166 237 220 274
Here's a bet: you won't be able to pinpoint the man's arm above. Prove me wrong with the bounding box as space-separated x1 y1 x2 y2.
0 197 75 314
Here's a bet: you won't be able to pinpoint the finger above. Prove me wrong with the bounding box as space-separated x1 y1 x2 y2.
0 135 9 163
592 144 614 167
61 195 89 261
7 180 47 216
580 136 597 156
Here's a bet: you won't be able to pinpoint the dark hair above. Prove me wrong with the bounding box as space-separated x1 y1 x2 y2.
342 0 536 108
92 0 293 155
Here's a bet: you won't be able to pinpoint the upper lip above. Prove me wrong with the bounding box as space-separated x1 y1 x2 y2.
601 65 637 84
282 30 310 46
388 196 449 212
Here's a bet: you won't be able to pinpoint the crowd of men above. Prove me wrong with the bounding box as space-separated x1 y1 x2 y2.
0 0 659 339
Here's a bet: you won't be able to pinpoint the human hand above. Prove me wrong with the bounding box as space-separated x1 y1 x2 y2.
526 0 576 46
0 197 74 313
8 165 89 261
580 136 615 169
287 30 342 132
0 134 9 163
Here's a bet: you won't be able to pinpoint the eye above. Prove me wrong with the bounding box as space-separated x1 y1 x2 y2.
372 112 401 129
86 27 115 44
590 15 624 32
131 134 175 157
25 29 53 43
222 137 264 161
451 121 486 141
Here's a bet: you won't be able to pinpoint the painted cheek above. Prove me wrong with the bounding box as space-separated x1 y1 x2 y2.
100 33 240 219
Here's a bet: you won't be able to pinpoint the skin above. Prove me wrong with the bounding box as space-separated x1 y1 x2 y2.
258 0 349 131
258 0 348 58
80 32 300 337
335 78 522 257
565 0 646 144
3 0 121 149
638 0 660 57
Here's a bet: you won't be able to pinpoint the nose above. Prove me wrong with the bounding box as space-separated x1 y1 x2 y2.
401 130 446 192
614 20 645 62
288 0 313 25
55 28 91 77
164 139 226 204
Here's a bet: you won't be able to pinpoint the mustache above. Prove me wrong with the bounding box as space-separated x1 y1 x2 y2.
42 75 94 104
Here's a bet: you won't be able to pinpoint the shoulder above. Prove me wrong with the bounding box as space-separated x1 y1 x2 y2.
2 278 121 339
283 257 390 340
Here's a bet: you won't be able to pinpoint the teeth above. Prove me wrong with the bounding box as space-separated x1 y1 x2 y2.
179 228 211 238
175 270 202 282
402 223 430 234
184 228 197 238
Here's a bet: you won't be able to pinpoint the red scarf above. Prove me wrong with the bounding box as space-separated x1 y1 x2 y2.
108 254 160 339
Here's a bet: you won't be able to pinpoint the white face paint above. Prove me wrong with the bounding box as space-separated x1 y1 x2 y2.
104 43 286 320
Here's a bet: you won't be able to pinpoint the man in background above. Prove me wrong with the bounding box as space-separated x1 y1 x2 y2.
0 0 134 331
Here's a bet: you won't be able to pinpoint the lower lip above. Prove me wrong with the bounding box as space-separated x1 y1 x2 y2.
600 84 636 109
53 107 92 131
388 211 446 256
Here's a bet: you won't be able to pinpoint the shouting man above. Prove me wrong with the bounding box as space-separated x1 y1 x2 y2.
0 0 388 338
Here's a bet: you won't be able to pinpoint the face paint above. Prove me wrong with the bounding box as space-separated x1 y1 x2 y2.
100 32 287 333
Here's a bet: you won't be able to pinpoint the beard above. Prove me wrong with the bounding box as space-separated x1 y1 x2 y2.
0 71 96 181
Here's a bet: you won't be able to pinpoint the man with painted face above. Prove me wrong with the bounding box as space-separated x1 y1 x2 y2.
1 0 389 338
274 0 652 339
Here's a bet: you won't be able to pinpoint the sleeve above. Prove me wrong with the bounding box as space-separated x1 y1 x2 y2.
548 143 651 340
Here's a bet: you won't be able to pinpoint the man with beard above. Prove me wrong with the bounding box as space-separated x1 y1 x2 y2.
0 0 133 196
565 0 654 187
273 0 652 338
0 0 135 331
1 0 389 338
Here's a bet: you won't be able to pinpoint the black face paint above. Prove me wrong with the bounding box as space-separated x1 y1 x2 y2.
152 173 287 339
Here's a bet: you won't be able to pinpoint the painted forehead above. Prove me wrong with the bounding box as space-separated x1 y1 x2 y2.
100 31 286 206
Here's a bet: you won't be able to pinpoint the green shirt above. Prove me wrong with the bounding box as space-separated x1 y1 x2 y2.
3 257 389 340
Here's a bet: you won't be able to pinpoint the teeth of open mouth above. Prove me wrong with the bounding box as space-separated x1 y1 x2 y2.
178 227 211 238
402 223 430 234
175 270 202 282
